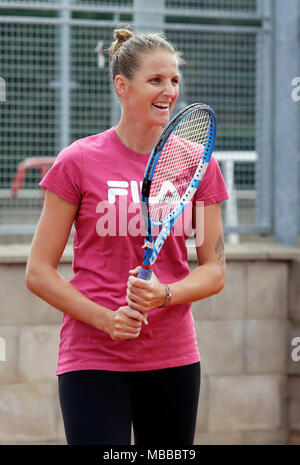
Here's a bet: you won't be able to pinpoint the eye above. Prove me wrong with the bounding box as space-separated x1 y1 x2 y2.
172 78 179 85
150 77 161 83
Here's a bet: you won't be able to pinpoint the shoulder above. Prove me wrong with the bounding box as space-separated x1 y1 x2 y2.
204 154 222 177
206 154 219 169
76 127 115 153
58 128 114 158
194 154 229 205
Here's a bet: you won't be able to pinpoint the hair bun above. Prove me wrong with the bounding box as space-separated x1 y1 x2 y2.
109 28 133 60
115 28 133 43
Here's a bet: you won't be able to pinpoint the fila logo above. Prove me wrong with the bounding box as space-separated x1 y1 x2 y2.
97 182 204 244
107 181 142 204
107 180 180 205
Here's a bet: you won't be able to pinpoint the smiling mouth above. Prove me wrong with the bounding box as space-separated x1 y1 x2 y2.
152 103 170 110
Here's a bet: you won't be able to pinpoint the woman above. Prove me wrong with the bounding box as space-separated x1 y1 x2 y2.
26 28 229 445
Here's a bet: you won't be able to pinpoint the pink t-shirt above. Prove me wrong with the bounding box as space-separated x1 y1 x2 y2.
40 127 229 374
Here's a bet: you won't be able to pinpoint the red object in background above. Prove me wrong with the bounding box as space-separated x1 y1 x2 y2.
11 157 56 197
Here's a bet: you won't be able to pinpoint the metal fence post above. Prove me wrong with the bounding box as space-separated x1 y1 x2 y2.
59 0 71 150
273 0 300 246
255 0 273 232
110 13 121 128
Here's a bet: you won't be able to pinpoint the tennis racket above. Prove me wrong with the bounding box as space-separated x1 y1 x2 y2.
137 102 217 282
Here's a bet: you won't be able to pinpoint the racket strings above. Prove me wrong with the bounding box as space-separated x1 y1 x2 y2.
149 109 211 223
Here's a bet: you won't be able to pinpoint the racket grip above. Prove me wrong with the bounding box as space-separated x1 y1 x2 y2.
130 267 152 328
137 267 153 281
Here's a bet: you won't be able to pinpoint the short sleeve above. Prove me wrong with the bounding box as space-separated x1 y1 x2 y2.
193 155 229 206
39 141 83 205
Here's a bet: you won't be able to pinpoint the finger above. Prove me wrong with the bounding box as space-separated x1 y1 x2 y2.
129 266 141 275
113 317 142 334
126 295 147 311
128 301 149 325
122 317 143 330
126 302 148 326
128 275 151 290
126 284 145 301
126 304 149 326
117 322 142 334
124 307 147 322
115 310 143 328
126 287 150 306
112 330 141 341
123 304 149 326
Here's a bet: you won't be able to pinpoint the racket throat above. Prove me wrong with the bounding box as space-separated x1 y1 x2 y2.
141 242 154 268
138 244 155 281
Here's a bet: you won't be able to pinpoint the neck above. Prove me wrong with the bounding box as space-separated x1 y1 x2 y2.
115 118 162 154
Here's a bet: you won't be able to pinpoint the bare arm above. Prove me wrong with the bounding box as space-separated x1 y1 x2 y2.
26 190 145 340
168 202 226 305
126 202 226 310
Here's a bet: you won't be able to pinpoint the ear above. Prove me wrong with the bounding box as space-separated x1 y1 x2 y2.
114 75 128 99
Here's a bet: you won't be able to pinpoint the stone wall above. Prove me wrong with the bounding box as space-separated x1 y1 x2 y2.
0 243 299 445
288 260 300 445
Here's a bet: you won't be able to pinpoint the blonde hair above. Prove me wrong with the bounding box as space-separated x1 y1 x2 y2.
108 27 184 83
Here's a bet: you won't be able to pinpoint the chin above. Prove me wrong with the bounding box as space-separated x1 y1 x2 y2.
157 115 171 126
148 119 168 128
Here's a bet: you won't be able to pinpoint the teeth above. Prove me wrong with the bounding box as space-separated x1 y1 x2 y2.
153 103 169 109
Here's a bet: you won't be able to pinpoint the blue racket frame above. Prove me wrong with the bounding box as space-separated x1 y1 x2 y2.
137 103 217 281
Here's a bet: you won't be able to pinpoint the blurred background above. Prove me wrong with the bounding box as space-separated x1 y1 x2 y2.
0 0 299 246
0 0 300 447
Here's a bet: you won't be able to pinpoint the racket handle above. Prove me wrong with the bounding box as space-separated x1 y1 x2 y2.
129 267 152 329
137 267 153 281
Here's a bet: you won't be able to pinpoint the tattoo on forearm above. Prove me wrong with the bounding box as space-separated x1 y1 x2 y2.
215 233 226 265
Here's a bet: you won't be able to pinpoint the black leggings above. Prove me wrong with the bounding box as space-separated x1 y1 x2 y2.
58 362 200 445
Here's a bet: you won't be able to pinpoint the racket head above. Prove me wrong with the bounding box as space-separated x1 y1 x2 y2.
141 103 217 241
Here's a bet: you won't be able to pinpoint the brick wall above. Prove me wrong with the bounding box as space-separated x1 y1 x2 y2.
0 243 299 445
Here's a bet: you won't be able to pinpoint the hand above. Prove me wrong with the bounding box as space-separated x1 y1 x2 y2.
126 266 167 313
105 306 146 341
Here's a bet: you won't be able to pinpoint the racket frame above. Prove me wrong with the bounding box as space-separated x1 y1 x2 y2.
138 103 217 281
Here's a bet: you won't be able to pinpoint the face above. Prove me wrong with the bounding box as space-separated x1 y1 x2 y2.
118 50 180 128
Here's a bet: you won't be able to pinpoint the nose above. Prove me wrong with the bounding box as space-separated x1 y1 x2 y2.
162 80 176 98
